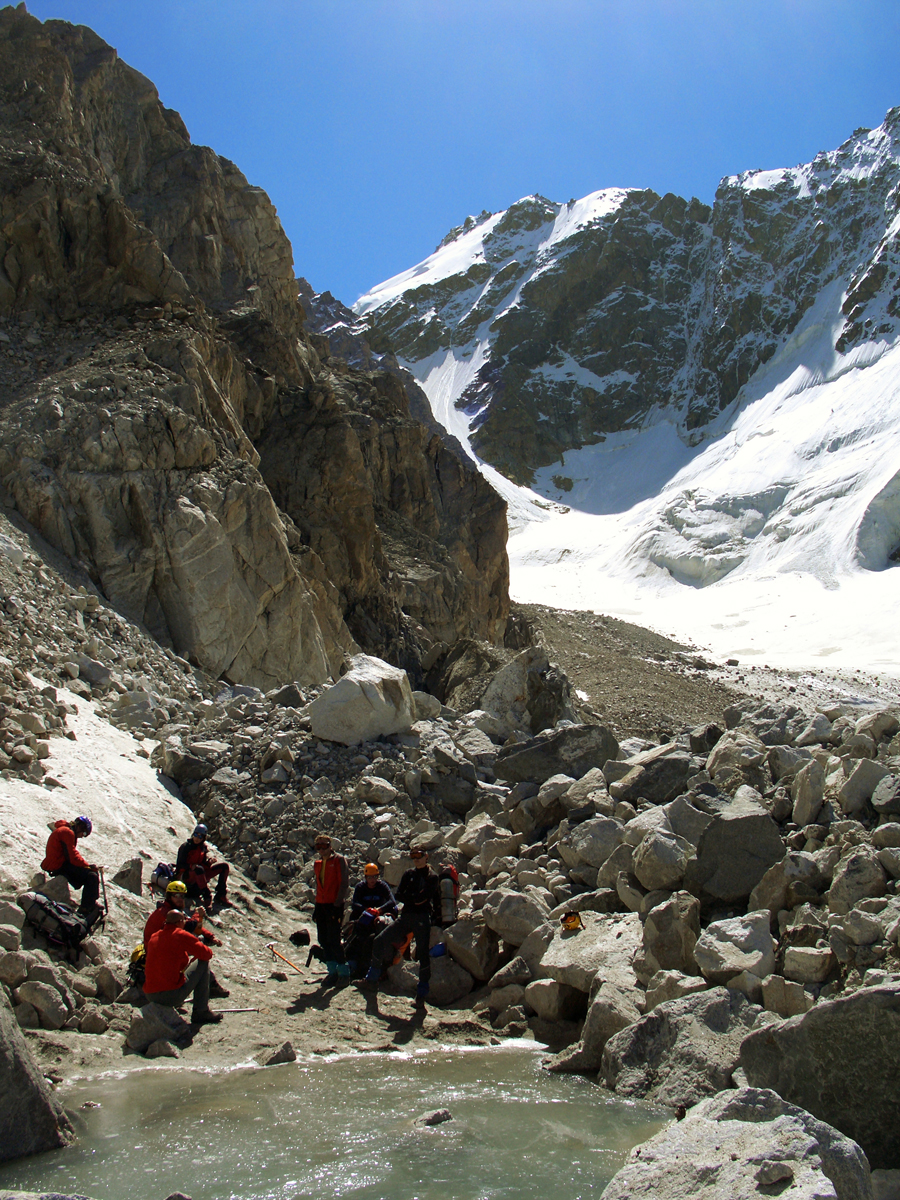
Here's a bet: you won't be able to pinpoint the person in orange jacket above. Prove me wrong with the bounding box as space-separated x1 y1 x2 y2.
143 880 229 999
312 834 350 984
41 816 101 918
142 909 220 1026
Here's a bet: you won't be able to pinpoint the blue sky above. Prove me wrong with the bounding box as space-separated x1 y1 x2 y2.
24 0 900 305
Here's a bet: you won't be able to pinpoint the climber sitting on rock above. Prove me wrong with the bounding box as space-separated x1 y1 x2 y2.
143 879 229 999
175 823 233 909
142 908 221 1026
41 815 103 923
343 863 398 978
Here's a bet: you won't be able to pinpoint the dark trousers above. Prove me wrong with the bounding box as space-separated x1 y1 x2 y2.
314 903 345 963
371 909 431 984
185 862 229 901
53 863 100 913
143 959 211 1021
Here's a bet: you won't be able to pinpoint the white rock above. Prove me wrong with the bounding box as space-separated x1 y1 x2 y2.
309 655 415 746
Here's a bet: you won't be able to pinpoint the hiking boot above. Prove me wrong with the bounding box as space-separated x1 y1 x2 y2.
357 968 380 992
214 896 234 909
192 1010 222 1026
209 981 230 999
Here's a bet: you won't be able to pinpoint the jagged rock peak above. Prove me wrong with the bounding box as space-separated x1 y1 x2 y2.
357 107 900 486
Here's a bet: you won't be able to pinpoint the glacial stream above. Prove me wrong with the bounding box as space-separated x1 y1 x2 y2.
2 1044 669 1199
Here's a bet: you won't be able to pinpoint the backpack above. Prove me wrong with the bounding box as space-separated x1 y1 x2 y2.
437 865 459 927
127 942 147 988
19 892 94 962
150 862 176 893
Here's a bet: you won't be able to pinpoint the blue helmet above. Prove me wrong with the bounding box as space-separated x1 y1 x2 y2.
75 815 92 835
192 824 208 840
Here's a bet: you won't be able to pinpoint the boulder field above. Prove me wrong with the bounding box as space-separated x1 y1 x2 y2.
1 512 899 1196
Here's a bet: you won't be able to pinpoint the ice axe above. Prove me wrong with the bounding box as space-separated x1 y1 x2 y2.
266 942 306 976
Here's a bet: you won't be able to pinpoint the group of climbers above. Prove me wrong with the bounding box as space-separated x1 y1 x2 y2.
310 833 450 1005
40 812 456 1019
41 815 234 1028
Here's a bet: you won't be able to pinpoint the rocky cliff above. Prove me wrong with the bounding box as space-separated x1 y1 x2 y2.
0 6 508 689
356 112 900 486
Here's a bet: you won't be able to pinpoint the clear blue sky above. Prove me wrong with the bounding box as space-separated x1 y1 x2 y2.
23 0 900 305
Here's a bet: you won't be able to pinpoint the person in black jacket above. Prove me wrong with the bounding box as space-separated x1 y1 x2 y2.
344 863 398 978
360 848 439 1002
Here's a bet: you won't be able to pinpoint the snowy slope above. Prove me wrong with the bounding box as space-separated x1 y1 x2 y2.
353 114 900 676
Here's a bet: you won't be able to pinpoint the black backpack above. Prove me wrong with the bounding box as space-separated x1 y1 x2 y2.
19 891 97 962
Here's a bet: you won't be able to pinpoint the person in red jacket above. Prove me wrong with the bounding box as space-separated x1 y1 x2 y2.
312 834 350 985
41 816 101 918
143 880 229 999
142 909 221 1025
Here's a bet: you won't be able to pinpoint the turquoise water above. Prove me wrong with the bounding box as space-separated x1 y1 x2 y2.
1 1045 669 1200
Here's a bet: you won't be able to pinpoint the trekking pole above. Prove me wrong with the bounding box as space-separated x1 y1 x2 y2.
99 866 109 914
266 942 305 975
213 1008 260 1014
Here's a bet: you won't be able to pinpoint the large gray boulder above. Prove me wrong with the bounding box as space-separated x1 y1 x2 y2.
827 849 888 914
0 992 74 1161
557 817 624 870
600 1087 873 1200
387 955 474 1005
546 980 642 1073
481 889 551 945
601 987 761 1108
494 724 619 785
683 792 785 905
309 655 416 746
635 890 701 982
444 914 501 981
694 911 776 985
608 744 694 805
748 851 824 914
740 983 900 1170
632 829 693 891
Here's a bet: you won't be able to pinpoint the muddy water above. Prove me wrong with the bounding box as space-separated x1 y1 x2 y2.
2 1044 669 1199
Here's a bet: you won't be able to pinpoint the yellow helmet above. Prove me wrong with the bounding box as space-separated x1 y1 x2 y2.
165 880 188 896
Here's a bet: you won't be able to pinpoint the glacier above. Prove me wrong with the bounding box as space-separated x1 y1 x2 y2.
354 117 900 678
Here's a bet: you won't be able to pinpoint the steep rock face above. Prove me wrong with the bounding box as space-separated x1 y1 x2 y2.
0 9 508 687
357 111 900 486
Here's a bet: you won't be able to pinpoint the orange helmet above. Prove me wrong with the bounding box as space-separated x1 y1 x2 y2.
364 863 380 876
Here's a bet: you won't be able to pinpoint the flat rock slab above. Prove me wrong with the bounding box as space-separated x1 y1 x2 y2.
600 1086 873 1200
494 724 619 785
740 983 900 1171
540 911 641 992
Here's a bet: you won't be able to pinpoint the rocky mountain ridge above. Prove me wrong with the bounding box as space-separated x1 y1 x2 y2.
0 5 509 691
356 108 900 488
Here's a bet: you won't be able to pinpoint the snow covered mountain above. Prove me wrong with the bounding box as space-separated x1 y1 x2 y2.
353 109 900 677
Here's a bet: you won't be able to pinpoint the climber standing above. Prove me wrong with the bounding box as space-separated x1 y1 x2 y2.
361 847 440 1004
312 834 350 985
